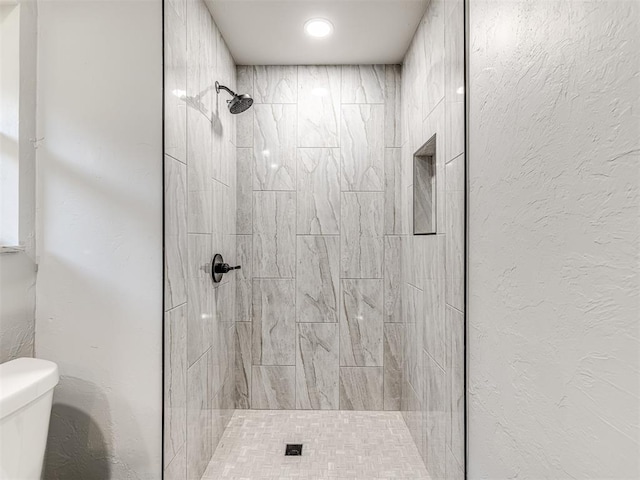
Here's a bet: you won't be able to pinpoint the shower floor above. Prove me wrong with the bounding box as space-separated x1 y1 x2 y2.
202 410 430 480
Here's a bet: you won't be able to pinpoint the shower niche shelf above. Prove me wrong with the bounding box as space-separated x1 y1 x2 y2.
413 134 437 235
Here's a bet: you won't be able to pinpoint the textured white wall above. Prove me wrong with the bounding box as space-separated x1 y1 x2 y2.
468 0 640 478
0 0 37 364
35 1 163 478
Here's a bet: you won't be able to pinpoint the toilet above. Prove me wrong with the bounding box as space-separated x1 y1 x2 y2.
0 358 59 479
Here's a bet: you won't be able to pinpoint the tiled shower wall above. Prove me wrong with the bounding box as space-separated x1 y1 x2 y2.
399 0 465 478
234 65 404 411
163 0 238 478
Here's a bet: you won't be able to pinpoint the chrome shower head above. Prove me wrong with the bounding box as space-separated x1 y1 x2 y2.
215 81 254 114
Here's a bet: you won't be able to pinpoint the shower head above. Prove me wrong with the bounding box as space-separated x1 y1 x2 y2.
215 81 253 114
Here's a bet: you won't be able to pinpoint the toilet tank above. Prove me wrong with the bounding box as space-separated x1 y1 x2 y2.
0 358 59 480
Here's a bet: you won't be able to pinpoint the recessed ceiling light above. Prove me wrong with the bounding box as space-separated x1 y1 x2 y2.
304 18 333 38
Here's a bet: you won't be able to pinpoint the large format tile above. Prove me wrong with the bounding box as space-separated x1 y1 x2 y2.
296 323 339 409
296 236 340 323
424 353 446 480
164 4 187 162
187 109 213 233
253 104 296 190
298 66 341 147
424 275 446 369
187 234 213 366
297 148 341 235
341 104 385 191
187 351 212 480
421 0 445 120
384 148 404 234
165 156 188 310
235 235 252 322
339 367 383 410
444 0 465 163
164 444 186 480
235 66 254 148
341 192 384 278
383 323 403 411
340 279 384 367
447 305 465 469
383 236 404 323
251 366 296 409
384 65 402 148
253 191 296 278
164 305 187 468
446 154 465 311
235 322 251 409
341 65 385 104
236 148 253 234
254 65 297 103
252 279 296 366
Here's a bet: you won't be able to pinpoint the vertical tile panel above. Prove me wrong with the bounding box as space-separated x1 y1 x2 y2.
341 192 384 279
341 65 385 104
251 365 296 409
164 5 187 162
425 354 446 480
296 236 340 323
296 323 339 409
252 279 296 366
298 66 341 147
383 323 404 410
384 148 404 234
186 234 213 366
235 235 252 322
164 444 186 480
297 148 341 235
446 154 465 311
165 156 188 310
254 65 298 103
384 236 404 323
236 66 254 147
422 0 445 120
447 306 465 470
186 350 211 480
187 109 213 233
253 191 296 278
253 104 296 190
384 65 402 148
235 322 252 409
236 148 253 234
341 104 385 191
164 305 187 468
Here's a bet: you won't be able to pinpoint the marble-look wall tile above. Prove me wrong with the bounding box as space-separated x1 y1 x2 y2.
164 444 186 480
235 235 252 322
298 66 341 147
446 447 465 480
422 0 445 120
341 65 385 104
444 0 465 163
186 350 211 480
165 156 188 310
406 284 425 397
187 109 213 233
251 365 296 409
165 5 187 162
424 353 446 480
236 148 253 234
340 279 384 367
383 324 403 410
341 104 385 191
403 380 424 460
236 66 254 148
383 236 404 323
187 234 213 366
235 322 251 409
385 65 402 148
254 65 297 103
296 236 340 323
384 148 404 235
167 0 185 22
253 104 296 190
164 305 187 468
424 276 446 369
252 279 296 365
447 306 465 469
296 323 339 409
339 367 383 410
297 148 341 235
253 191 296 278
341 192 384 278
446 155 465 311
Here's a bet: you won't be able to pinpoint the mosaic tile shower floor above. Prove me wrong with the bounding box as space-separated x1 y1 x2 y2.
202 410 430 480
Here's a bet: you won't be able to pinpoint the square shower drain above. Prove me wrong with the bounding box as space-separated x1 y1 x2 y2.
285 444 303 456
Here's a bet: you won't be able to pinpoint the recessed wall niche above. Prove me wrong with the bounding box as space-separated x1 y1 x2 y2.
413 134 437 235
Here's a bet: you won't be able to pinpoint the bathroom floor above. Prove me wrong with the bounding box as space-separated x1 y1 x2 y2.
202 410 430 480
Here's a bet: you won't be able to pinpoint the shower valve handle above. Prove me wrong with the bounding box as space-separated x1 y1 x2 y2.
211 253 241 283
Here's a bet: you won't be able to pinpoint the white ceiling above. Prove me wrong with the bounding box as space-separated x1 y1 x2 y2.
205 0 429 65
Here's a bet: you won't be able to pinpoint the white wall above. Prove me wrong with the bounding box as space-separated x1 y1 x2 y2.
468 0 640 478
35 1 163 478
0 0 37 363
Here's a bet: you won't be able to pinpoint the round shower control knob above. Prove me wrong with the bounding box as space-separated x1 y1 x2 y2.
211 254 241 283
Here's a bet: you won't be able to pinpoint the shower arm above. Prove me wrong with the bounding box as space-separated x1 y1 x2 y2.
215 81 236 99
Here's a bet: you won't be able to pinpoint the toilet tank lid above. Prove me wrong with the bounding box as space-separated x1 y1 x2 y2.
0 358 59 420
